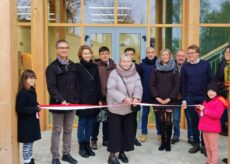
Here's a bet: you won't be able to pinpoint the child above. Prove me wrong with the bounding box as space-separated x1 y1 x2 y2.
16 70 41 164
196 81 229 164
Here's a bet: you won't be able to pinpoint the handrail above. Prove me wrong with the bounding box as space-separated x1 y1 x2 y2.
201 42 229 60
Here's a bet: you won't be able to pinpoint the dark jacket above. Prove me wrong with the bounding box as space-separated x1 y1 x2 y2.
76 59 102 116
94 59 116 103
150 59 180 108
16 88 41 143
45 59 79 113
215 59 228 98
139 56 157 102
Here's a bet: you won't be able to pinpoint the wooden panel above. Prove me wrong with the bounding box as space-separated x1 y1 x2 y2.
31 0 46 130
0 0 19 164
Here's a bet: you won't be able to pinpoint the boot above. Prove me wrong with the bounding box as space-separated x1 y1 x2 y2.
85 141 95 156
158 122 166 151
79 142 89 158
165 124 172 151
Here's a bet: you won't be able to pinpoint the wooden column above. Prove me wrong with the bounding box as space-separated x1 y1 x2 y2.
31 0 46 130
0 0 19 164
185 0 200 46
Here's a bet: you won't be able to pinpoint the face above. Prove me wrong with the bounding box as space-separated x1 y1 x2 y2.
82 49 92 62
26 77 36 87
161 51 170 64
56 42 69 60
146 47 156 60
176 50 186 64
125 50 135 60
207 89 217 99
187 48 199 63
120 56 132 70
224 48 230 61
99 51 110 62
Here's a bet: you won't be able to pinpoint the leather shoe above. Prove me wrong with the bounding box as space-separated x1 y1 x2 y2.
62 154 78 164
108 155 120 164
118 152 129 163
200 146 207 157
171 137 179 144
223 158 228 163
52 159 61 164
134 138 142 146
188 144 200 153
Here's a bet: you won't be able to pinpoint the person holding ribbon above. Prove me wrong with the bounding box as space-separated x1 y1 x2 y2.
149 48 180 152
106 53 143 164
75 45 102 158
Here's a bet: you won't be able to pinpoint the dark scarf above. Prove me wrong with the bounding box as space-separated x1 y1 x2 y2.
80 59 94 68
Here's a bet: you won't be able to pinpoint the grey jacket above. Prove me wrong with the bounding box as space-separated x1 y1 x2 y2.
107 63 143 115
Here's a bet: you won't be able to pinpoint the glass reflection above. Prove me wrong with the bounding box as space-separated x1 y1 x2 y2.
17 0 31 22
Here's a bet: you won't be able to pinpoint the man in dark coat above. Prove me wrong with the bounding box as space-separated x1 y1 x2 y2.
46 39 79 164
91 46 116 150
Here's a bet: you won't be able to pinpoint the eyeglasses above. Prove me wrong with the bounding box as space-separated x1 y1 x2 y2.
57 47 69 50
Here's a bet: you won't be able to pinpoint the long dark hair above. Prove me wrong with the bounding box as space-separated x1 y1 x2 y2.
18 69 37 91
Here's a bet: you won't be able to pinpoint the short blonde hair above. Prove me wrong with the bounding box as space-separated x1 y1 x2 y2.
160 48 173 60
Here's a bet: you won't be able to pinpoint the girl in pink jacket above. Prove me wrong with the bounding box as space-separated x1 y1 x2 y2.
196 81 229 164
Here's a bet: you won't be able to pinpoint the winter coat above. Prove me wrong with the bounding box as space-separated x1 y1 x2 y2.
46 59 79 113
149 59 180 108
107 63 143 115
198 96 227 133
75 59 102 116
94 59 116 103
16 88 41 143
139 56 157 102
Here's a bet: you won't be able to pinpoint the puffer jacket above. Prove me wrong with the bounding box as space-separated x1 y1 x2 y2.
198 96 228 133
107 63 143 115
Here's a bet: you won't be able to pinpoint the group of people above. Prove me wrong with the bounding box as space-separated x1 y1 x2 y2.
16 39 230 164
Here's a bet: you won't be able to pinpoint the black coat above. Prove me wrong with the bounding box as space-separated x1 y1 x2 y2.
149 68 180 108
16 88 41 143
46 59 79 113
76 59 102 116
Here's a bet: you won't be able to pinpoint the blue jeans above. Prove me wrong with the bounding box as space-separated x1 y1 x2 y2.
77 116 94 143
185 108 193 139
186 96 204 145
141 106 161 135
173 107 181 138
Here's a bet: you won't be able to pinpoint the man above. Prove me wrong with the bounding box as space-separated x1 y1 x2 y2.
138 47 160 142
46 40 79 164
171 49 193 144
91 46 116 150
181 44 212 155
124 47 142 146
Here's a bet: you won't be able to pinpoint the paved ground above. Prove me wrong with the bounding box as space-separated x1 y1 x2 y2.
20 129 228 164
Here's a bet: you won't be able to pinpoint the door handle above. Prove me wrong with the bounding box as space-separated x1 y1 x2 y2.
84 35 89 42
142 35 146 42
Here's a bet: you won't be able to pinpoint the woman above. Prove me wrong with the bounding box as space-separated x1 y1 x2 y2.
150 48 180 151
107 54 143 164
76 45 102 158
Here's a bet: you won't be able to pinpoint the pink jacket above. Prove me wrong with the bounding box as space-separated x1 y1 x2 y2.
198 96 226 133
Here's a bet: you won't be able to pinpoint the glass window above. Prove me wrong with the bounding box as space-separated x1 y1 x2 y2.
48 27 81 63
151 0 182 24
17 26 31 76
48 0 81 23
200 0 230 23
84 0 114 24
17 0 31 22
117 0 147 24
151 28 182 55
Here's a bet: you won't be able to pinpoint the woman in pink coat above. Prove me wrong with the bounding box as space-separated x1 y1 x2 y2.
196 81 229 164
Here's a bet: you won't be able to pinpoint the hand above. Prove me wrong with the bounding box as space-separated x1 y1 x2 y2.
62 100 69 105
123 97 132 104
163 98 171 104
98 101 102 106
37 105 41 111
181 101 187 109
132 98 140 106
196 104 204 111
156 97 164 104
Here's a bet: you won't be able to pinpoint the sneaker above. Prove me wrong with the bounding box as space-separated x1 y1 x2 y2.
171 137 179 144
62 154 78 164
139 134 147 142
91 141 98 150
134 138 142 146
188 144 201 153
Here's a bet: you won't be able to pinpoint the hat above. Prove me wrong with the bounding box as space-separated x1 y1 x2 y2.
207 81 219 94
